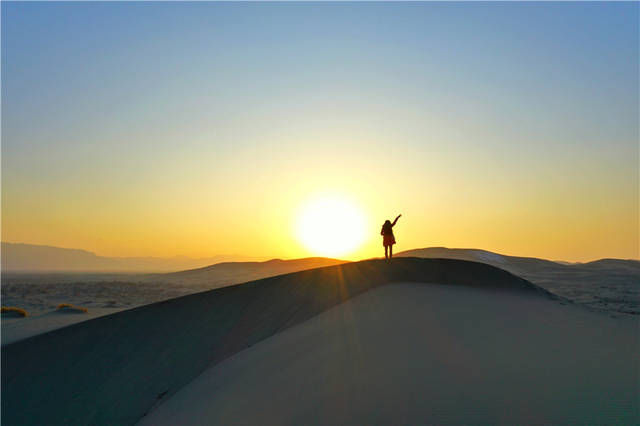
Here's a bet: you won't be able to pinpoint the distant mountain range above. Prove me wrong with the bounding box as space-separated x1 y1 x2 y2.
1 243 262 273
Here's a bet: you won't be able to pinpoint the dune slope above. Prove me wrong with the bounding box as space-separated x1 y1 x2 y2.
141 282 637 425
1 258 548 425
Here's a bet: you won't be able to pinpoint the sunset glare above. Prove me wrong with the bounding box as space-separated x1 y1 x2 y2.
295 195 368 258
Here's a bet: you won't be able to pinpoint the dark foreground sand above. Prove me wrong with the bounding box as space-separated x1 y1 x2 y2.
2 258 636 425
141 282 637 425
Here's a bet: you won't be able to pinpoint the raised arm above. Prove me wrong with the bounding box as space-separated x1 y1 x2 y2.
391 214 402 227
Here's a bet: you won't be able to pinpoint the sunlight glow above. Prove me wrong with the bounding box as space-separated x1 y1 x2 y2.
295 194 367 258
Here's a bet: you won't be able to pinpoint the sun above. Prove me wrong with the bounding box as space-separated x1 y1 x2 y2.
295 194 367 258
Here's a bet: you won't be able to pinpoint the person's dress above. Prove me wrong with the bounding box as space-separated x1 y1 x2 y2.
383 233 396 247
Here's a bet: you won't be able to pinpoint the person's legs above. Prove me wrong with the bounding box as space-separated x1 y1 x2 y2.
389 245 393 259
384 245 388 259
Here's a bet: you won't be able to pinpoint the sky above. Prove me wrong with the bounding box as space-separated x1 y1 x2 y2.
2 2 638 262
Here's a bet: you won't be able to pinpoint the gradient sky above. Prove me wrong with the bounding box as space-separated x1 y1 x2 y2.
2 2 638 262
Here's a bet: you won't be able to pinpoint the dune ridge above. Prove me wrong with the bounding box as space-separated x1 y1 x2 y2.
397 247 640 314
2 258 547 425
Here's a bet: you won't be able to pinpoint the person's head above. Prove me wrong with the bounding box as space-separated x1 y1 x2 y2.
384 220 391 227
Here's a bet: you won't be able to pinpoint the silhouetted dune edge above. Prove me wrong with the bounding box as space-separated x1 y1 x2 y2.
2 258 550 425
395 247 639 315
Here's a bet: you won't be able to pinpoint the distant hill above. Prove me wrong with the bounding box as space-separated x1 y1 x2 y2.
1 242 259 273
148 257 348 286
397 247 640 314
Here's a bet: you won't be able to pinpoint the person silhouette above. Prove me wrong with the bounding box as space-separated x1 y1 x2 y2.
381 214 401 259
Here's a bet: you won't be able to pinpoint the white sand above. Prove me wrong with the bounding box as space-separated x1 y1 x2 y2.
1 307 124 345
140 282 637 425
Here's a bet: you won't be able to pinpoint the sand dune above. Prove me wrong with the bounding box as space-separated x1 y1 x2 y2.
3 258 539 425
397 247 640 314
2 258 635 425
1 257 348 345
1 307 125 346
141 282 637 425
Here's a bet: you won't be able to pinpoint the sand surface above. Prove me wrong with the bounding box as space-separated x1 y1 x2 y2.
3 258 633 425
141 282 637 426
1 307 124 345
0 258 347 346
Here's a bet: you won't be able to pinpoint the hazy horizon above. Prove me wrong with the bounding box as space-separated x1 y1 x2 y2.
3 2 638 262
2 240 637 266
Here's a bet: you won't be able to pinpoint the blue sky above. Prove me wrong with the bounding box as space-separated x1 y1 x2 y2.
2 2 638 261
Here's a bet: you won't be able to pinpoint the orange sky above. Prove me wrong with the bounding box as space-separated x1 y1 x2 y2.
2 2 638 263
